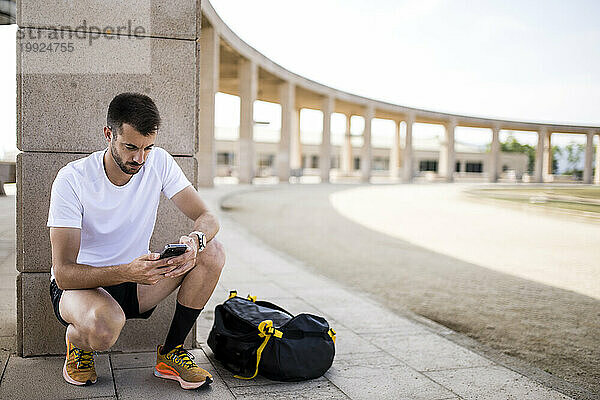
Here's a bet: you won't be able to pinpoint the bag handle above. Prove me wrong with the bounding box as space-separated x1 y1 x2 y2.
234 319 283 380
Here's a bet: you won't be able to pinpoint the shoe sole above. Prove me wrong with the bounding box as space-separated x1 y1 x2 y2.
63 332 96 386
153 368 213 389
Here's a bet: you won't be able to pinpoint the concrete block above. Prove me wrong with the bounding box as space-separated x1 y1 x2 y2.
325 351 454 400
17 153 196 273
17 270 193 356
17 0 199 40
424 365 571 400
113 366 235 400
370 333 494 372
17 29 196 155
0 354 114 399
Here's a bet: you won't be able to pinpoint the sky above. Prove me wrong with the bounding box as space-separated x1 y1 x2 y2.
1 0 599 161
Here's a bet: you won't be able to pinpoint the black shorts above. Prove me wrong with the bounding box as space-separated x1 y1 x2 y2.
50 279 156 327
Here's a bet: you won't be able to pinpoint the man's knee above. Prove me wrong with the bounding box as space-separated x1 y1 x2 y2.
197 239 225 274
85 306 125 351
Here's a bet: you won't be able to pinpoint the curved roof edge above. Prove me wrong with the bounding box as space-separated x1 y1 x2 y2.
202 1 598 134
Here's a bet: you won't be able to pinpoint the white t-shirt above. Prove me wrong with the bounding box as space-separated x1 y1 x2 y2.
47 147 191 281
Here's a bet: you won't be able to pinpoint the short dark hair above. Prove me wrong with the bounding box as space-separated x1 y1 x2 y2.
107 93 161 136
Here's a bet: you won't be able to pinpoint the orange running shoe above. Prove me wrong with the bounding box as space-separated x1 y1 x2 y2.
154 345 213 389
63 332 97 386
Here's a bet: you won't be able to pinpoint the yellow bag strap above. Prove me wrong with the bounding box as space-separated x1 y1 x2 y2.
234 320 282 380
328 328 336 344
228 290 237 299
247 295 257 303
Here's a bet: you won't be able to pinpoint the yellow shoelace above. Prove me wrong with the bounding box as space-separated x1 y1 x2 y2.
167 346 197 370
70 347 94 369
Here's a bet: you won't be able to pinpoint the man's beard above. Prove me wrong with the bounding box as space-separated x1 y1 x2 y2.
110 142 144 175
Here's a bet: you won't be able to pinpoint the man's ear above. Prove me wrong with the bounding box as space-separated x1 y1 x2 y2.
103 126 113 143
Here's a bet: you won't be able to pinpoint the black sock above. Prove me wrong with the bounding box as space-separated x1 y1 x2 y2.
161 302 203 354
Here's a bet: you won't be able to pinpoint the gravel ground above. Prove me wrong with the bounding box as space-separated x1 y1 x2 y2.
221 183 600 396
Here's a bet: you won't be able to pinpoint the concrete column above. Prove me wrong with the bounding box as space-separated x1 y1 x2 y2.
439 120 456 182
595 133 600 185
542 130 553 181
277 81 295 182
390 120 401 178
360 104 375 183
583 131 594 184
238 59 257 184
320 96 334 182
341 114 353 174
198 24 219 187
402 115 414 182
489 126 500 183
290 108 302 171
534 128 546 183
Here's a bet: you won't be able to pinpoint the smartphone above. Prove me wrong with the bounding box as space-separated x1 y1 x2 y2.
158 244 188 260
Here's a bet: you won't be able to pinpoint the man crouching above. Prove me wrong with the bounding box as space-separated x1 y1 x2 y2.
48 92 225 389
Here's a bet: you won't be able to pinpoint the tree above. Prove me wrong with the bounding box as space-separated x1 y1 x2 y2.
500 135 535 173
563 142 585 177
551 145 561 174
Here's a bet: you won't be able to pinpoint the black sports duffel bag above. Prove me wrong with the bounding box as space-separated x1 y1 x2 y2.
207 291 336 381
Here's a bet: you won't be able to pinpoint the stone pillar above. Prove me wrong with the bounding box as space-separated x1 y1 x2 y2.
439 120 456 182
277 81 295 182
595 133 600 185
583 131 594 184
238 59 257 184
489 126 500 183
542 130 553 181
320 96 334 182
390 120 401 178
198 24 220 187
17 1 200 356
290 109 302 171
360 105 375 183
402 115 414 183
341 114 353 174
534 128 546 183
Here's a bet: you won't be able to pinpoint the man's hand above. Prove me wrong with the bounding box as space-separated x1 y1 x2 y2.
124 253 175 285
162 235 198 279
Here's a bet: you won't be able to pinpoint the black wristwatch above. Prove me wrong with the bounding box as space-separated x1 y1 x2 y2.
189 231 206 252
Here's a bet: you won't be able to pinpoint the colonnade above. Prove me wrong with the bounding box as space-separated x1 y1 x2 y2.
197 10 600 187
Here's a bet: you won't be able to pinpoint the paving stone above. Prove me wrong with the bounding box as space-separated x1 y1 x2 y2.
111 348 211 370
230 377 348 399
113 366 235 399
425 365 573 400
0 354 114 399
325 352 454 400
219 281 299 300
0 289 15 310
0 350 9 382
0 309 15 336
370 333 494 372
317 303 428 336
329 327 381 356
0 273 16 290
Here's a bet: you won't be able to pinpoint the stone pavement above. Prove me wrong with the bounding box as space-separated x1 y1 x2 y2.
0 185 575 399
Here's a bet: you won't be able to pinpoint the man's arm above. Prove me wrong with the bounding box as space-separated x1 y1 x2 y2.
51 227 176 290
161 186 221 279
171 186 220 242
